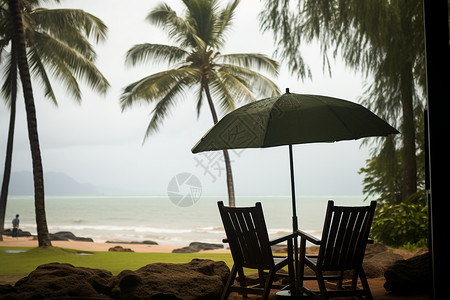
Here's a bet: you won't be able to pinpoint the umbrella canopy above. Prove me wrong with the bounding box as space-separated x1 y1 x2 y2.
192 91 399 152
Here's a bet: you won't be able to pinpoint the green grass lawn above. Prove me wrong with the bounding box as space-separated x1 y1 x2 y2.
0 246 234 277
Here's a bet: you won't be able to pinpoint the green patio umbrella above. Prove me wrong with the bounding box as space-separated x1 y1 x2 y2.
192 89 398 232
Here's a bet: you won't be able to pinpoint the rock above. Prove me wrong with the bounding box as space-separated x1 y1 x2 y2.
31 231 94 242
297 243 414 279
47 233 69 241
106 240 158 245
1 263 114 299
109 245 134 252
363 244 404 278
111 259 229 299
384 252 431 295
3 228 32 237
52 231 94 242
0 259 229 300
172 242 224 253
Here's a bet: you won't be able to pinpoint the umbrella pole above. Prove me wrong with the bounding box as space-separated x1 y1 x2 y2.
289 144 300 296
277 145 301 298
289 144 298 231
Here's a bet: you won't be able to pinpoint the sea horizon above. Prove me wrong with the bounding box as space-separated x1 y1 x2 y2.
4 195 370 246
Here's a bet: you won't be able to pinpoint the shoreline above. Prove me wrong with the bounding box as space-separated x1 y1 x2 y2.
0 236 230 253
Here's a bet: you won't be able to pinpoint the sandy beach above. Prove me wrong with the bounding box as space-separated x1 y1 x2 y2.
0 236 230 253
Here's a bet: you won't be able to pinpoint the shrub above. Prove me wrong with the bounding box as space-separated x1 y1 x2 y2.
371 201 428 248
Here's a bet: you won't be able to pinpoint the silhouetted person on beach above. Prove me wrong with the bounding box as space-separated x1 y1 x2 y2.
12 214 20 237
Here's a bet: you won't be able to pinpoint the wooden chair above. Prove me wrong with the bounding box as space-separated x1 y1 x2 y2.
296 200 376 300
218 201 296 300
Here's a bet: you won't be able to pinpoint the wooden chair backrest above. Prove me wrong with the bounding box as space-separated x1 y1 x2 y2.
218 201 274 269
317 200 376 271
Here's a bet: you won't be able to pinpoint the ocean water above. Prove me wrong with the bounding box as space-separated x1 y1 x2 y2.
4 195 368 246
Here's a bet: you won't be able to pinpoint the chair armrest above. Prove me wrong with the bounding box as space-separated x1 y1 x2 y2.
269 233 296 246
295 229 321 245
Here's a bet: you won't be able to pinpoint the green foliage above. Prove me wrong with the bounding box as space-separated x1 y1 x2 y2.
359 108 426 204
371 191 428 248
400 239 428 251
359 136 402 204
360 109 427 248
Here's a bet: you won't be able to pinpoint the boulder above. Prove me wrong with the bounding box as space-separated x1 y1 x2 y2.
297 243 413 279
3 228 32 237
0 259 229 300
384 252 431 295
109 245 134 252
111 259 229 299
2 263 113 299
172 242 224 253
106 240 158 245
30 231 94 242
52 231 94 242
363 244 404 278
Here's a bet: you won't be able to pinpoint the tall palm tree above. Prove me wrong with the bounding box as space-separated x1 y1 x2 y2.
0 0 109 244
121 0 280 206
260 0 425 202
6 0 51 246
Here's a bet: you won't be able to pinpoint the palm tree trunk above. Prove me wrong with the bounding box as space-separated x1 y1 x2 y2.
221 149 236 206
400 63 417 202
0 42 18 242
8 0 52 247
203 84 236 207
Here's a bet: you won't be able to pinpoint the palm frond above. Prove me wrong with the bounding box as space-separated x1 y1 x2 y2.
125 43 188 67
218 53 279 77
146 3 194 48
33 32 109 96
31 8 108 44
213 0 239 48
27 45 58 104
143 68 202 139
144 82 188 139
208 74 240 113
0 53 16 104
218 64 280 97
0 2 109 106
120 67 201 111
194 84 204 117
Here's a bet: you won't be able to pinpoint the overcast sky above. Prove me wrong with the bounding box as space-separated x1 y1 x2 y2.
0 0 376 197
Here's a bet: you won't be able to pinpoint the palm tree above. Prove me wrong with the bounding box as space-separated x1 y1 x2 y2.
0 0 109 244
6 0 51 246
121 0 280 206
260 0 425 202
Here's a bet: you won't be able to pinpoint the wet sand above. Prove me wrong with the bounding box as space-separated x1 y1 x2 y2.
0 236 230 253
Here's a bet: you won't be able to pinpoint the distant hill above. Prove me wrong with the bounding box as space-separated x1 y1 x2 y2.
6 171 100 196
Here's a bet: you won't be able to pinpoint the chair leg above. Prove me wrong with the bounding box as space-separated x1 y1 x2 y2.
315 270 328 300
262 268 276 300
258 268 265 286
298 238 306 291
288 260 296 296
358 269 373 300
351 269 358 290
237 267 248 298
338 270 344 289
222 264 238 300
